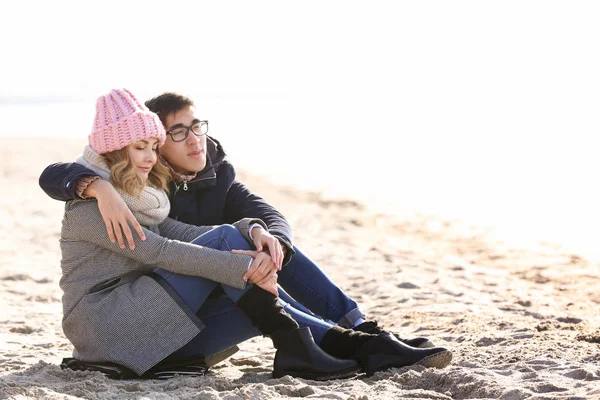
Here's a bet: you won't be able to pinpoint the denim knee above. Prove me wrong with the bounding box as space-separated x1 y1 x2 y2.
215 224 251 250
213 224 240 239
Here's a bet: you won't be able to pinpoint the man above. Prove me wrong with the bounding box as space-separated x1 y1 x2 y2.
39 92 433 349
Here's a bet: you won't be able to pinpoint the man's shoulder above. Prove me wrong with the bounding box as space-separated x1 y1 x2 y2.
216 158 235 176
214 160 237 188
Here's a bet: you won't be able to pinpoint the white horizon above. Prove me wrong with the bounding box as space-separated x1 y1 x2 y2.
2 0 599 259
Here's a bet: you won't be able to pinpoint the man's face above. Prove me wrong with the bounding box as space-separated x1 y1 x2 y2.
160 106 208 174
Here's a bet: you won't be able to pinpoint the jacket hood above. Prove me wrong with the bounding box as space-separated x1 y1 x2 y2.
205 134 227 169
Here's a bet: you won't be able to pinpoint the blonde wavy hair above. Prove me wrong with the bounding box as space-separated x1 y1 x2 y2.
102 146 170 197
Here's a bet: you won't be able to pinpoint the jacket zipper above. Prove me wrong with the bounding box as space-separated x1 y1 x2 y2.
170 172 216 220
181 173 215 192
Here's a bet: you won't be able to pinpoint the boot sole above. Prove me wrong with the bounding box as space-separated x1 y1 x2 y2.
273 365 361 381
417 340 435 349
366 350 453 376
416 350 452 368
205 345 240 367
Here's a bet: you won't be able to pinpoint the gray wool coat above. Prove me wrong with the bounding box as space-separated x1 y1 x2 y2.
59 199 266 375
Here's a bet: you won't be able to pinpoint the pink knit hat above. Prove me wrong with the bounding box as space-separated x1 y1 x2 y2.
89 88 166 154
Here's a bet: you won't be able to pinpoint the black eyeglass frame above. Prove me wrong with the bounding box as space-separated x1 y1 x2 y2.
166 120 209 142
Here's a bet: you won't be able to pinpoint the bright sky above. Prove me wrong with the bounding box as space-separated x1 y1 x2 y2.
3 1 598 100
2 1 599 257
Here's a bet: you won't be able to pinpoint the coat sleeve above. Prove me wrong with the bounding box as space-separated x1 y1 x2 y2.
63 200 254 289
223 179 296 264
158 216 268 244
39 162 100 201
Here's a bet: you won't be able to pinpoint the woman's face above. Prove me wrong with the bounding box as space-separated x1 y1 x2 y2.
127 138 159 180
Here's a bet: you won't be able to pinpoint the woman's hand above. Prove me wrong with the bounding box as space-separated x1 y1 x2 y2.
85 179 145 250
233 249 279 296
250 226 284 270
254 270 279 297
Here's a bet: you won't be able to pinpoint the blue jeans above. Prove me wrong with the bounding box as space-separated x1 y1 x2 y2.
156 225 342 358
278 246 365 328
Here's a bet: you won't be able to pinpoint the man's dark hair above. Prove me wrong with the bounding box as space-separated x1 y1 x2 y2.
145 92 196 127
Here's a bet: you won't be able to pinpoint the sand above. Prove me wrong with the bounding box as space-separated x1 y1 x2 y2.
1 137 598 400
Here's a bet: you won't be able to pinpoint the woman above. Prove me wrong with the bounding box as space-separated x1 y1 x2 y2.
60 88 451 381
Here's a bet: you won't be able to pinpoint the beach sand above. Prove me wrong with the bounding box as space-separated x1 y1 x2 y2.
1 137 598 400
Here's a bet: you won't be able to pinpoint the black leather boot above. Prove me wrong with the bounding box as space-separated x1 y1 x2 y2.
354 320 435 348
237 286 361 380
321 326 452 376
271 327 361 380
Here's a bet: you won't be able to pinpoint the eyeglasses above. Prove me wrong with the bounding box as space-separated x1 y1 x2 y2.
166 120 209 142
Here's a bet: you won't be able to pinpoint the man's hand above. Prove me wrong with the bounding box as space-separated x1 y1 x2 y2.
250 226 284 270
233 249 279 296
85 180 145 250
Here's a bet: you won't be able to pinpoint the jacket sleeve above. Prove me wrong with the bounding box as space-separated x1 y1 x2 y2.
223 179 296 264
64 200 253 289
39 162 100 201
159 216 268 244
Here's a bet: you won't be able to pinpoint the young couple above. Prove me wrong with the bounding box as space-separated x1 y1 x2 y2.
40 88 452 380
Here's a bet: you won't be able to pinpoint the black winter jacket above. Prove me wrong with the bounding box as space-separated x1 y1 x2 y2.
39 136 295 263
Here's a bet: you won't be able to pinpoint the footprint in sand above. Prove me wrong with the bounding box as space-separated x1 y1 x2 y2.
556 317 583 324
397 282 419 289
528 382 569 394
9 326 39 334
563 367 600 380
229 357 263 367
239 366 272 373
1 274 31 281
26 295 60 303
0 275 51 284
524 359 559 371
275 386 316 397
576 331 600 344
475 337 506 347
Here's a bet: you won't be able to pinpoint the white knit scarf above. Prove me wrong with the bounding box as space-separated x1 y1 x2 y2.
76 145 170 227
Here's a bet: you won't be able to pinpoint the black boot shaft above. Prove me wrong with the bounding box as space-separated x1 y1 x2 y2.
271 328 361 381
236 285 299 335
320 326 376 359
355 320 434 348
